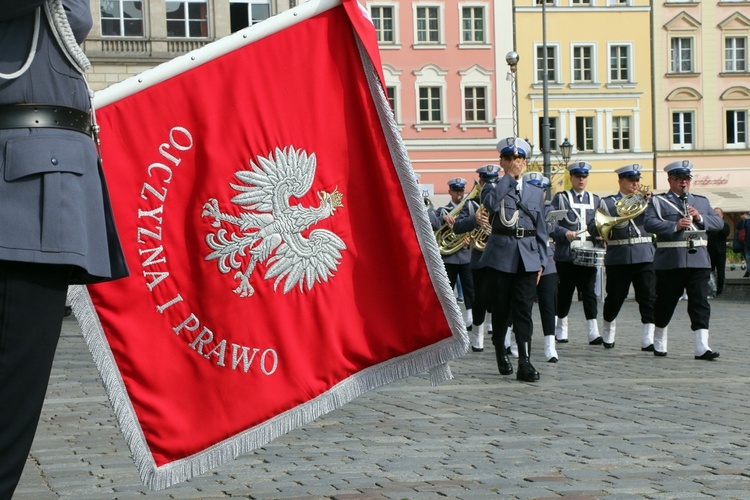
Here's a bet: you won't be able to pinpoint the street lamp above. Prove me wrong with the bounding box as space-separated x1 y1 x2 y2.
506 51 519 139
560 137 573 167
540 0 551 199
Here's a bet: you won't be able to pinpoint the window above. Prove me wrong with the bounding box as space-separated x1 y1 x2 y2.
571 0 591 5
576 116 594 152
725 37 747 73
670 37 693 73
612 116 630 150
538 116 558 151
609 45 630 82
385 86 398 118
229 0 270 33
726 110 747 147
371 6 395 44
415 6 440 44
672 112 693 149
572 45 593 83
461 6 485 44
536 45 557 83
100 0 143 37
418 87 442 123
166 0 208 38
463 87 487 122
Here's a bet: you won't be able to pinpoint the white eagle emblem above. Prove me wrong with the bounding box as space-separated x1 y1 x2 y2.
202 146 346 297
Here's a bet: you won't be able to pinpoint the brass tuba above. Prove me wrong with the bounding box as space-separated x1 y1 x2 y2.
435 183 481 255
594 185 651 241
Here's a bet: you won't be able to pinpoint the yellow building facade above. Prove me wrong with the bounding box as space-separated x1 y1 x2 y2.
514 0 654 197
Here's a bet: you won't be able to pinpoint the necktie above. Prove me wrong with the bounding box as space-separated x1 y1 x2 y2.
577 194 583 203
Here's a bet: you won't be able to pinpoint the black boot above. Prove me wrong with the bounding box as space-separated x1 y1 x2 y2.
517 341 540 382
495 346 513 375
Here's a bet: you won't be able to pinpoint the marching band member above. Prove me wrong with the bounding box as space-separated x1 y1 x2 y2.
588 164 656 350
551 161 602 345
431 178 476 333
643 160 724 359
525 172 560 362
453 165 501 352
480 137 547 382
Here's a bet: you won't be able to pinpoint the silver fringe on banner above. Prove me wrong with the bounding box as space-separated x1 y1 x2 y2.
68 7 468 492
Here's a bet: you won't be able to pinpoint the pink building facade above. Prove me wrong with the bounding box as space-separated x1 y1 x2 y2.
366 1 514 195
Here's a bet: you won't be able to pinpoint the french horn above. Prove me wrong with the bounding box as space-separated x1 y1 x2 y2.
594 184 651 241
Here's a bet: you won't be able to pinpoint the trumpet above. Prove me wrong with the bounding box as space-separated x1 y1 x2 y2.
435 183 481 255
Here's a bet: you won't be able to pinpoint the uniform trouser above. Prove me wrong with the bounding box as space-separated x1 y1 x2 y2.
471 267 491 326
537 273 558 337
487 266 537 347
556 261 598 320
445 263 474 310
654 268 711 330
0 261 71 499
603 263 655 324
708 250 726 294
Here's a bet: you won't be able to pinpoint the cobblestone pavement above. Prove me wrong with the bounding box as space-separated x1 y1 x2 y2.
14 290 750 499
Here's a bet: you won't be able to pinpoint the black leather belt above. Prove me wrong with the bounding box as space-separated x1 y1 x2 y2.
492 227 537 238
0 104 92 136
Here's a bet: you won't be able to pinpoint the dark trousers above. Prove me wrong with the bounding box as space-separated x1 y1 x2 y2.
471 267 491 327
501 273 557 337
556 261 598 320
0 261 71 498
603 263 655 324
488 266 537 347
654 268 711 330
536 273 558 336
445 263 474 310
708 250 726 294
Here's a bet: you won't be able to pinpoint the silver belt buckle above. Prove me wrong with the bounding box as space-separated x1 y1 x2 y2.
515 227 524 238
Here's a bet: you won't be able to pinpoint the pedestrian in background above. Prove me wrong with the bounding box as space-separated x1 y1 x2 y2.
707 208 730 295
737 213 750 278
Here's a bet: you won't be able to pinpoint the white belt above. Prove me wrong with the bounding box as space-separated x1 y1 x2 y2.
607 237 653 246
656 240 707 248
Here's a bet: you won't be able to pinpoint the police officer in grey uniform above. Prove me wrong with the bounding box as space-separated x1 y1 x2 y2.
643 160 723 360
588 164 656 350
551 161 602 345
1 1 128 496
431 178 476 331
525 172 560 362
453 165 501 352
481 138 548 382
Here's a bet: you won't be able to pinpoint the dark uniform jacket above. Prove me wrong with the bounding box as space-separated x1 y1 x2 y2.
478 174 547 273
0 0 127 283
588 192 654 266
643 190 723 270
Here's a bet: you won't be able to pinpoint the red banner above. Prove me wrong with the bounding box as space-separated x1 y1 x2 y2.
73 0 465 490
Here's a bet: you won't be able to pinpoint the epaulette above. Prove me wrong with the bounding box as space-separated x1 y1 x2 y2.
691 193 708 200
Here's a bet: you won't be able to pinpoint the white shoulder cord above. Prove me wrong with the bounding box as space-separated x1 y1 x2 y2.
44 0 103 155
44 0 91 73
0 8 41 80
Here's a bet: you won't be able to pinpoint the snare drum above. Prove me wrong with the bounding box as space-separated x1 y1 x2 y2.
572 247 606 267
